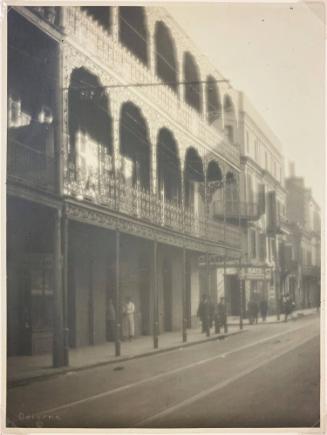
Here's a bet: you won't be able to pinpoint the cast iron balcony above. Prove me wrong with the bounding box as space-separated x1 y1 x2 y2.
212 200 259 221
64 162 240 249
7 138 56 192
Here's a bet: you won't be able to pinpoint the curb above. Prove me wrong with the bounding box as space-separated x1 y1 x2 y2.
8 329 247 389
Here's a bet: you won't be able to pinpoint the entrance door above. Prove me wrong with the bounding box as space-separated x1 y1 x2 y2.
229 275 241 316
162 258 172 331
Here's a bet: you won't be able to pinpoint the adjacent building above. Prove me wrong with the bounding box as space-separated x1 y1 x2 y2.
284 164 321 309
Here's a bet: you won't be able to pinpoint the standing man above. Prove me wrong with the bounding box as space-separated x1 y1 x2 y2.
197 295 211 336
215 297 227 333
123 296 135 341
259 298 268 322
106 297 116 341
283 293 292 322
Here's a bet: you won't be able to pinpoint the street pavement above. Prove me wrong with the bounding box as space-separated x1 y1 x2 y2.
6 314 320 429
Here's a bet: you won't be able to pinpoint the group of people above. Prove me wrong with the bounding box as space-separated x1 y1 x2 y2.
247 298 268 324
197 295 227 336
106 296 135 342
198 292 297 332
280 293 296 322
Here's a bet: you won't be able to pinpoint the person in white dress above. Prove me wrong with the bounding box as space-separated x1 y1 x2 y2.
123 296 135 340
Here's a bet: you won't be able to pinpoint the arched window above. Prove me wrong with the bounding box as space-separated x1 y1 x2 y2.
157 128 181 202
120 102 151 190
207 160 223 218
225 171 238 203
183 52 202 113
206 76 221 125
68 67 112 155
224 95 236 144
81 7 112 32
155 21 178 93
184 147 204 210
119 7 148 66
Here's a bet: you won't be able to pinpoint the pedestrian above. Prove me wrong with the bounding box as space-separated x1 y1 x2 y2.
259 298 268 322
283 294 292 322
106 297 116 341
197 295 211 336
248 298 258 325
253 300 259 324
122 296 135 341
215 297 227 333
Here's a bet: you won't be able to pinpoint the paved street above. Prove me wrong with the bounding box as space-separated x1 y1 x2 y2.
7 314 320 429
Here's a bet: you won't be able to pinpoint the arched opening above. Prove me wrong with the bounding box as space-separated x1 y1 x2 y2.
68 67 112 187
8 11 58 172
120 102 151 190
184 147 204 215
206 76 222 126
81 7 112 32
207 160 223 218
224 95 236 144
119 7 148 66
155 21 178 93
183 52 202 114
157 128 181 203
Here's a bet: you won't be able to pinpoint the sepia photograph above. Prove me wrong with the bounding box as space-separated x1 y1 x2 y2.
2 1 324 431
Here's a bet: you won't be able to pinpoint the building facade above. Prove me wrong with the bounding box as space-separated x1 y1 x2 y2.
7 6 242 365
208 92 289 317
284 164 321 309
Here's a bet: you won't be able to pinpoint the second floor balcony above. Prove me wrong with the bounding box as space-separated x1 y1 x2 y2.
63 161 241 249
212 199 259 221
7 137 56 193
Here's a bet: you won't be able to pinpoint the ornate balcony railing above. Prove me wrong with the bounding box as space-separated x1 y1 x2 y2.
62 7 240 167
26 7 62 28
64 163 240 249
212 200 259 221
7 139 56 192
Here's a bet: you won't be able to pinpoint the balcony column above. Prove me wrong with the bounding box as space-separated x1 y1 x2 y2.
62 213 70 366
180 159 185 231
147 12 156 75
153 240 159 348
205 252 210 337
273 236 280 320
239 256 244 330
112 6 119 42
149 126 158 196
111 100 121 211
115 229 121 356
53 208 67 367
202 77 207 122
177 48 184 103
182 246 187 342
55 37 64 195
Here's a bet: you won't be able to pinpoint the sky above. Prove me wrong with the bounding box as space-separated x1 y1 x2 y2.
165 2 325 206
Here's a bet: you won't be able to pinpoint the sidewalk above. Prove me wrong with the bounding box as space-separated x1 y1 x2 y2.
7 324 244 387
227 307 318 326
7 308 317 387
